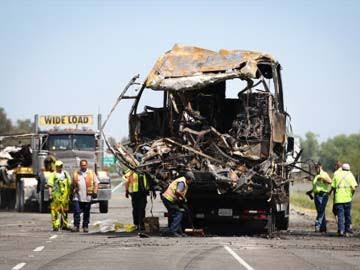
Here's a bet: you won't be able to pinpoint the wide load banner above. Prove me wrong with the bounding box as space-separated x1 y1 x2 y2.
39 115 93 126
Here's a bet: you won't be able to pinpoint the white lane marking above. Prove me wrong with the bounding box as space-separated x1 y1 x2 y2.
111 181 124 193
12 262 26 270
33 246 45 252
49 235 57 239
224 245 255 270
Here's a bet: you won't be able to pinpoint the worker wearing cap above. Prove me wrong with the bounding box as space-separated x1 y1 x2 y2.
330 163 358 236
161 172 194 237
48 160 71 231
331 161 342 222
123 168 149 230
72 159 99 233
307 162 332 232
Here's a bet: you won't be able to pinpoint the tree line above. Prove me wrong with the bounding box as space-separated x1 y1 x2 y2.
300 131 360 177
0 107 34 146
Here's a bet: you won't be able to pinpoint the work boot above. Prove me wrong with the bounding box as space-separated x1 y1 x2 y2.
83 227 89 233
71 227 80 233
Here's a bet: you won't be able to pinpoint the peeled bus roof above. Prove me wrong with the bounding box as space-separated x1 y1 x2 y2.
145 44 276 91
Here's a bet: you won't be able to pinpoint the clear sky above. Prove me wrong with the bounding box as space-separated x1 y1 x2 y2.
1 0 359 141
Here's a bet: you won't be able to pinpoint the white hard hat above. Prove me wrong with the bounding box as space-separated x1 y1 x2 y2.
342 163 350 171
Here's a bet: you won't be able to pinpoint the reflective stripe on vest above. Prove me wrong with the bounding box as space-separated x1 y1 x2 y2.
73 170 95 195
163 177 188 202
337 172 351 189
123 171 148 193
334 171 356 204
52 171 71 195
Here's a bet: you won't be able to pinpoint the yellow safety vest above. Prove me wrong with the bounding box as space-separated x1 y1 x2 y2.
312 169 331 194
332 170 358 204
43 171 53 180
123 170 148 193
333 168 342 178
48 171 71 197
163 177 188 202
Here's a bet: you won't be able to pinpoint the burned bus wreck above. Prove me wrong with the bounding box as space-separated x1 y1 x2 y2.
112 45 294 233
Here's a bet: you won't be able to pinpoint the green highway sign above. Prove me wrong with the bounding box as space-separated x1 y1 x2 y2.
103 153 116 166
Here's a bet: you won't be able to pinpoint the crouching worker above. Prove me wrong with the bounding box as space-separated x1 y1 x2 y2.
72 159 99 233
123 169 149 230
161 172 194 237
48 160 71 231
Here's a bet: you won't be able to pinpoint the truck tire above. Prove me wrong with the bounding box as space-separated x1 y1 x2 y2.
16 180 25 212
38 190 49 213
275 212 289 230
266 213 276 237
99 201 108 213
8 189 16 209
0 189 16 209
0 190 5 208
275 202 289 230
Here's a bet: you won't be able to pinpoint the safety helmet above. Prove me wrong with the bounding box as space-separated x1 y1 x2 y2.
55 160 64 167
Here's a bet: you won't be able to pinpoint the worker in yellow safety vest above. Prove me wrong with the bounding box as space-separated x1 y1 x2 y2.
71 159 99 233
330 163 358 236
161 172 194 237
306 162 332 233
123 169 149 230
48 160 71 231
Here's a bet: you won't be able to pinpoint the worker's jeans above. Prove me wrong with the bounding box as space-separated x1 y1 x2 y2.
334 202 352 233
130 192 147 229
314 192 328 231
161 195 183 234
73 201 91 228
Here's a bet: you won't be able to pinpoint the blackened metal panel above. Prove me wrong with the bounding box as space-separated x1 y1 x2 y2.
271 111 286 143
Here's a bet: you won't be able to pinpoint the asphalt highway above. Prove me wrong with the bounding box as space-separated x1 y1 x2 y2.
1 183 359 270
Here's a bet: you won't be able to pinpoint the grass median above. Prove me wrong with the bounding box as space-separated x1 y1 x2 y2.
290 191 360 228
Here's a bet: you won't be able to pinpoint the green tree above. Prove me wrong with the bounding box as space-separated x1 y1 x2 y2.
13 119 34 134
0 107 13 134
320 133 360 177
0 107 34 146
300 131 320 162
